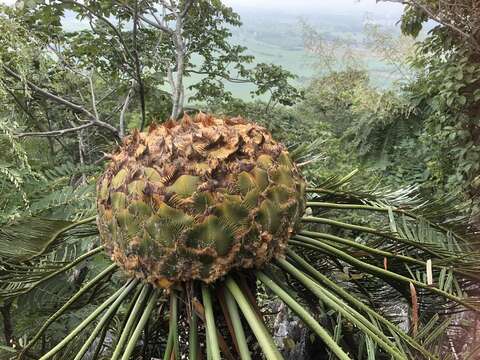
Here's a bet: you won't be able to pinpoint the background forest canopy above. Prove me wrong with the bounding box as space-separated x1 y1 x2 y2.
1 0 480 359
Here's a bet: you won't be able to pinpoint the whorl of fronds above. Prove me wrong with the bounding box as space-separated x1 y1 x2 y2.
97 114 306 287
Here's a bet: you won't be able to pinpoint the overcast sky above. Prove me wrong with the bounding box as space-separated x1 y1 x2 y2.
223 0 403 15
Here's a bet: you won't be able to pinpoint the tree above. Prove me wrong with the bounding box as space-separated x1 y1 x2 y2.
1 0 301 127
388 0 480 52
390 0 480 200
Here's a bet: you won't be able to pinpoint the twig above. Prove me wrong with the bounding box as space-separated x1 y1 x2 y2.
379 0 480 52
59 0 135 62
95 87 119 106
77 127 86 184
119 82 135 138
88 74 99 121
180 0 194 18
118 1 173 34
2 65 96 119
2 65 119 137
410 0 480 51
16 122 96 138
132 0 147 130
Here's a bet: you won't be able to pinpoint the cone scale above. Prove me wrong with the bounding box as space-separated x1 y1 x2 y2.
97 114 305 288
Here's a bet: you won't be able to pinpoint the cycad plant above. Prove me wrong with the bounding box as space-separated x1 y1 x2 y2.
1 114 479 360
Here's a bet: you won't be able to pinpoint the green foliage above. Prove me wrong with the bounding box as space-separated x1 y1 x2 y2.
294 68 428 189
405 27 480 196
391 0 480 202
248 63 304 107
399 5 428 38
300 69 369 136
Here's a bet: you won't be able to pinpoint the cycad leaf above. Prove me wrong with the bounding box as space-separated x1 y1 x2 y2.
187 215 234 255
0 218 77 261
166 175 199 197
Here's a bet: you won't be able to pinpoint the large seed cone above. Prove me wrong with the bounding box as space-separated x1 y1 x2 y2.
97 114 306 287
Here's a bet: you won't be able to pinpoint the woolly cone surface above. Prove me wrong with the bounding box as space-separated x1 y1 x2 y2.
97 113 305 288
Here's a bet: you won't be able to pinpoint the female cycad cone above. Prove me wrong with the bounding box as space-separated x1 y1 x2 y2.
96 113 306 287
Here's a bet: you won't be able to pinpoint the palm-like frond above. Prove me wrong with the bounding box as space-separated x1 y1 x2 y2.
1 173 478 360
0 217 101 300
0 217 97 261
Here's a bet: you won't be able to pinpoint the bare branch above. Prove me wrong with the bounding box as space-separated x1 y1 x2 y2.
167 66 176 95
169 1 190 119
158 0 175 13
88 74 99 121
16 122 96 138
66 119 88 184
132 0 147 130
378 0 480 51
148 6 167 29
180 0 194 18
187 69 251 83
117 1 174 34
96 87 120 106
2 65 120 137
2 64 96 120
410 0 479 50
77 129 86 184
117 0 192 119
138 12 173 33
87 119 118 135
119 82 135 138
